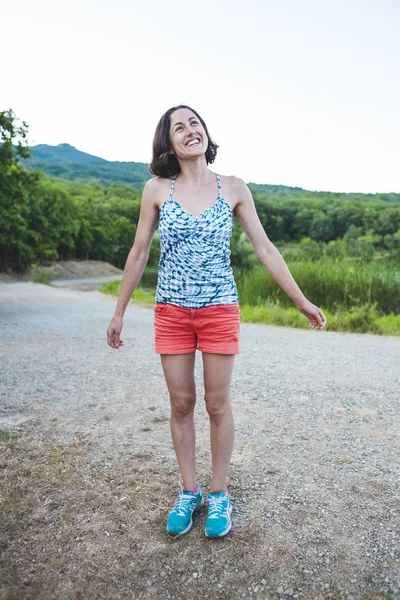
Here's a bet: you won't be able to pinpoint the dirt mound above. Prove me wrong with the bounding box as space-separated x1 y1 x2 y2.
0 261 123 284
50 260 122 280
0 272 22 283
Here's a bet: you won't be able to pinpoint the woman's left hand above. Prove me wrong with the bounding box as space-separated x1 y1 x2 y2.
296 300 327 329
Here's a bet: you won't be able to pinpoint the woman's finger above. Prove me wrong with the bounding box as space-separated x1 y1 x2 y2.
317 309 327 328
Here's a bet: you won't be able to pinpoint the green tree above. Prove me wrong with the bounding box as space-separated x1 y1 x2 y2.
310 212 334 242
298 237 322 261
291 208 317 239
230 229 257 270
383 230 400 259
0 109 39 270
376 208 400 236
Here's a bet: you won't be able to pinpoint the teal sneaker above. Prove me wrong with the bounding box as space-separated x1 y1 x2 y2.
166 484 204 536
205 491 232 538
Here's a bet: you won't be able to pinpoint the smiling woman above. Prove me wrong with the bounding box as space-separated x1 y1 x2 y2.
149 104 218 178
106 104 327 540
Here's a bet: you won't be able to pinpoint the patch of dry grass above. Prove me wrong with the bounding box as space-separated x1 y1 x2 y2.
0 427 397 600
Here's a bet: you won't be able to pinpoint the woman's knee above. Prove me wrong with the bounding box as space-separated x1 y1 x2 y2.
170 392 196 418
204 393 230 419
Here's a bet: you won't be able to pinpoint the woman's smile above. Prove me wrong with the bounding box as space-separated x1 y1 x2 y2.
169 108 207 156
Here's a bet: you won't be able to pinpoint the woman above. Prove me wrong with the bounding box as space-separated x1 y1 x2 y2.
106 105 326 538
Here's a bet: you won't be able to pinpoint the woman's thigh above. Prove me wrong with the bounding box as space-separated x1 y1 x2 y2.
161 353 197 401
202 353 236 399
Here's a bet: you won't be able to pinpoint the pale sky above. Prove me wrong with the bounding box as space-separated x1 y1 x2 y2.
2 0 399 193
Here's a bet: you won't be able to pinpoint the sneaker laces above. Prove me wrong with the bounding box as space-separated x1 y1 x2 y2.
207 495 227 519
173 492 197 517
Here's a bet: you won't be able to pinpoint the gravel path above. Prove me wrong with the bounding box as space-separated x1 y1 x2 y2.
0 282 399 599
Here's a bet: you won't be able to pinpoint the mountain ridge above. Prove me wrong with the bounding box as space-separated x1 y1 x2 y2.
26 143 151 187
30 143 108 164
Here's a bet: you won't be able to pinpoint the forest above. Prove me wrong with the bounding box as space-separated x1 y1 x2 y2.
1 109 400 331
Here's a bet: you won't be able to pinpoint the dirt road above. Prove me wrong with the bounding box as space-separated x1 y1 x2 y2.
0 283 399 599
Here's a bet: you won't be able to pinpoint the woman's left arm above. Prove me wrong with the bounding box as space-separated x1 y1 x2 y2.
232 178 327 329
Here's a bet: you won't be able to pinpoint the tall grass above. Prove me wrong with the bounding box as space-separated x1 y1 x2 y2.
100 257 400 335
100 280 154 304
241 303 400 335
236 259 400 315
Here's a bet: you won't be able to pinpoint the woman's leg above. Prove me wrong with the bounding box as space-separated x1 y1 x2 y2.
202 353 236 492
161 352 197 490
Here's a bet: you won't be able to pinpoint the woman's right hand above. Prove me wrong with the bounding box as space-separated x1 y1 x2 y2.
107 316 124 349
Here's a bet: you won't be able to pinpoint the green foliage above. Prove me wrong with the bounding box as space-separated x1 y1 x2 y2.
230 224 257 271
0 145 144 271
139 266 159 288
310 211 334 241
100 282 400 336
237 260 400 315
25 143 150 187
100 280 154 304
100 280 121 295
298 237 321 261
240 303 309 329
0 109 41 271
28 264 56 285
240 302 400 336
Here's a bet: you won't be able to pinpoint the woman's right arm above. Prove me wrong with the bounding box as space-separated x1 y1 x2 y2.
106 179 160 349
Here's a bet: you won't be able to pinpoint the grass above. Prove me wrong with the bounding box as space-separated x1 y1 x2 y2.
241 302 400 336
100 280 154 305
236 259 400 315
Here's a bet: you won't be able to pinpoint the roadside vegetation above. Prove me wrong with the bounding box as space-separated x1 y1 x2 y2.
100 277 400 336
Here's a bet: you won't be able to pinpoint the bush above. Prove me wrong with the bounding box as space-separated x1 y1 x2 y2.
28 264 56 285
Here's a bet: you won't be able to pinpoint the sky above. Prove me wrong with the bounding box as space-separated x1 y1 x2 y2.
2 0 399 193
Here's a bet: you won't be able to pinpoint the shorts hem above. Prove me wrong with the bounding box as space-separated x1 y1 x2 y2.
155 347 197 355
198 345 239 355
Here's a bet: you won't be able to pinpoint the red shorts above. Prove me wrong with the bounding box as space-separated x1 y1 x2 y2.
154 303 240 355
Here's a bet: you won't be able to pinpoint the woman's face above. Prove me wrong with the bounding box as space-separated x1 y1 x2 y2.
169 108 208 160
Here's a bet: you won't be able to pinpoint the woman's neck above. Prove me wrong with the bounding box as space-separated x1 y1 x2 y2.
176 159 214 187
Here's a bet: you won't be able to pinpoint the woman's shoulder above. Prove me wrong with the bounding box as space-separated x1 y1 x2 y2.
142 176 173 206
219 174 247 190
218 174 249 205
144 176 172 193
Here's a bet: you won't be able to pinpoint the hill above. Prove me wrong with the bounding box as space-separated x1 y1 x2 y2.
29 143 108 164
25 144 150 187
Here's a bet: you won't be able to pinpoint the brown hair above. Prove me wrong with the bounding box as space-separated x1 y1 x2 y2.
149 105 219 178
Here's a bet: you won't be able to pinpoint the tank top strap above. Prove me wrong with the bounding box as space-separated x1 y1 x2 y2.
170 174 177 198
216 174 222 199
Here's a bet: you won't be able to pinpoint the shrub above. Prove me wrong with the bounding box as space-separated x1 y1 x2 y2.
29 264 56 285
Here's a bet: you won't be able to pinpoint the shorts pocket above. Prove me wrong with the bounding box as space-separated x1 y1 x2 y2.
154 303 170 312
215 303 240 312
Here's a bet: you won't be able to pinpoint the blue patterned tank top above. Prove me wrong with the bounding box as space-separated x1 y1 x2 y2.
155 173 239 308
